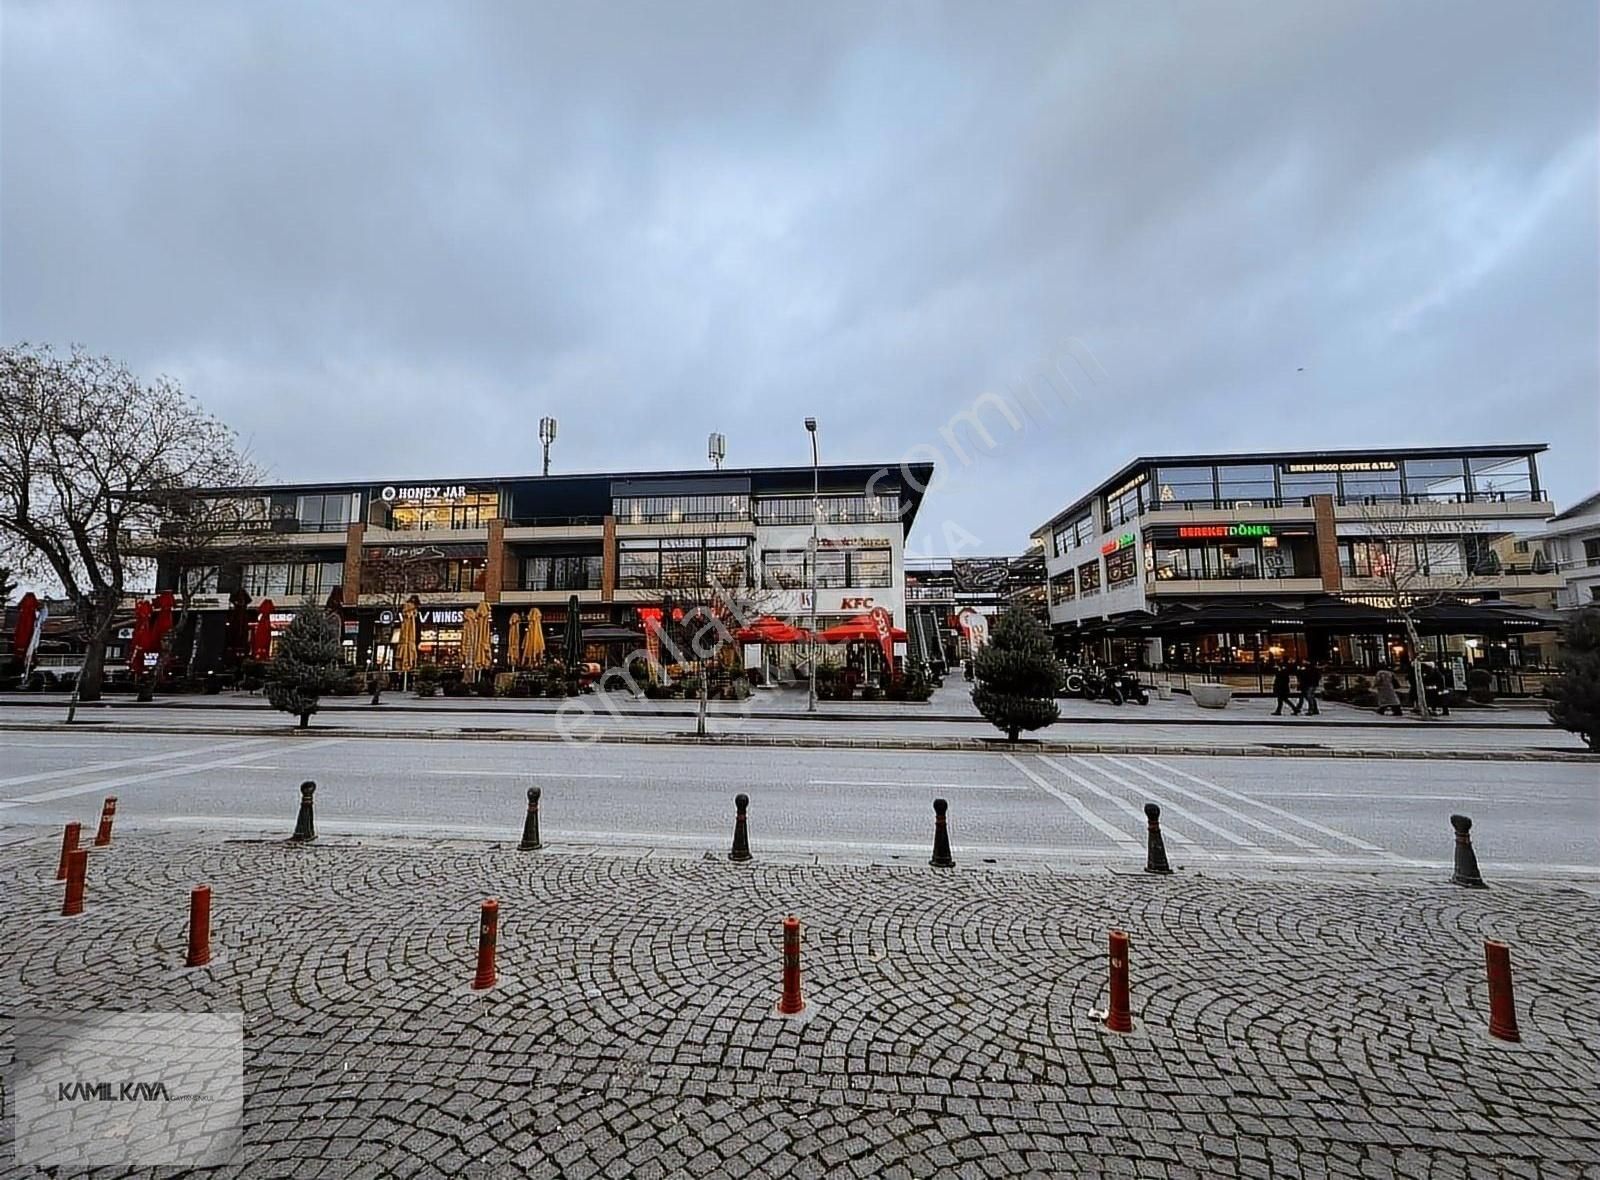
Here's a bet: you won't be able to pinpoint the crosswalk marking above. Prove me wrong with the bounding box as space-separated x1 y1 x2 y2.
1096 755 1326 852
0 739 345 809
1003 755 1141 851
0 736 271 790
1133 755 1389 854
1063 756 1257 849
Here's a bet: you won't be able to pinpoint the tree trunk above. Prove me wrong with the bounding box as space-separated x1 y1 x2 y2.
697 661 708 737
1402 618 1430 719
1008 726 1019 742
77 630 108 702
298 712 310 729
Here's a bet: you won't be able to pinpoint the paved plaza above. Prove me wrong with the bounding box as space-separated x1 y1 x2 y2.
3 831 1598 1177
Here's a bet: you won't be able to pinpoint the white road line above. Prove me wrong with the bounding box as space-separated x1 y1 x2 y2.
1134 755 1389 854
1066 756 1257 848
416 770 628 779
0 736 272 790
1097 755 1324 852
0 739 345 808
1033 755 1213 858
806 780 1027 791
1002 755 1141 851
1253 792 1492 802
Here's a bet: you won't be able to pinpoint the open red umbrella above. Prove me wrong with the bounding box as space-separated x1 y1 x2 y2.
816 612 908 643
251 599 276 660
12 592 38 658
734 615 813 644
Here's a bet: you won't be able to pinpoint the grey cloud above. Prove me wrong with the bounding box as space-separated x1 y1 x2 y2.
3 0 1594 554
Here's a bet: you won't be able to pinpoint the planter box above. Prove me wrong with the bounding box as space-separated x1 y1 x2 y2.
1157 684 1174 701
1190 684 1233 710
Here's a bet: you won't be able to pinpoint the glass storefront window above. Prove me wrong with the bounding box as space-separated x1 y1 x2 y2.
241 561 344 598
1468 455 1533 501
1278 468 1339 503
1106 546 1138 586
1077 560 1101 596
753 494 900 525
519 555 602 591
1216 465 1276 505
613 493 751 524
1340 466 1403 502
296 493 357 531
1049 572 1076 603
389 492 498 530
1152 466 1215 508
1403 458 1468 502
618 537 754 588
758 545 890 589
1103 481 1146 527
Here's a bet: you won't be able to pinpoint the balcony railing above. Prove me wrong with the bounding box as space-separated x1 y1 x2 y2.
1145 489 1541 512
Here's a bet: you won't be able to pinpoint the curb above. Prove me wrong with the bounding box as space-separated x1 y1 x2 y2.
0 695 1560 732
1 719 1592 762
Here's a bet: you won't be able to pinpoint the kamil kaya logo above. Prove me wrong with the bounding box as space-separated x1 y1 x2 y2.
57 1080 175 1102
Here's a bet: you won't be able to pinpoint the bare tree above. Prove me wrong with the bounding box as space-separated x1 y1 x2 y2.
0 344 254 701
656 559 782 738
1352 507 1494 717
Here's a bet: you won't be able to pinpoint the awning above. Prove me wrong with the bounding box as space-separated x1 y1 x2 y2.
816 613 909 643
734 616 813 644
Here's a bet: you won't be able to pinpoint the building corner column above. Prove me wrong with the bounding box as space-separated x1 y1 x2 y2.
484 518 505 604
344 523 366 605
602 515 616 602
1312 494 1342 593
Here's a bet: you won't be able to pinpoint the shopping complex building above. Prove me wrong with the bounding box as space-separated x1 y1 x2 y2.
1031 444 1563 675
154 461 932 674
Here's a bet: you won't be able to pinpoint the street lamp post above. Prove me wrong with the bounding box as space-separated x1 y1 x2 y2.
805 417 819 713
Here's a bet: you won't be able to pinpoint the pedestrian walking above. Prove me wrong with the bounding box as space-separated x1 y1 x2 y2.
1272 665 1300 716
1297 660 1321 716
1374 666 1403 717
1436 662 1454 716
1423 662 1451 717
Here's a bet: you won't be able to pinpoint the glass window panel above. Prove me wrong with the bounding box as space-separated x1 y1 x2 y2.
296 495 323 526
1152 466 1215 508
1279 468 1339 502
850 549 892 587
1215 465 1276 504
815 550 847 588
1403 458 1467 501
1077 560 1101 594
1468 455 1532 501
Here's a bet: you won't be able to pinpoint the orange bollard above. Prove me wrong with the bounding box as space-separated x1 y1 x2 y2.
778 914 805 1015
93 796 117 847
1105 929 1134 1033
61 848 88 917
1485 940 1521 1042
186 886 212 967
56 822 82 881
471 899 498 990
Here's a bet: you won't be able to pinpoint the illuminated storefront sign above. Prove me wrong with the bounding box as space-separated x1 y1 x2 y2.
380 484 469 503
1176 523 1274 540
377 607 466 626
1281 460 1397 474
1099 532 1137 555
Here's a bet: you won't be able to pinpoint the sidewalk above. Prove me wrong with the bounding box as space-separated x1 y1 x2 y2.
3 831 1596 1177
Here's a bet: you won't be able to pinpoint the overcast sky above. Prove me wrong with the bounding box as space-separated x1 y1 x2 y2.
3 1 1596 556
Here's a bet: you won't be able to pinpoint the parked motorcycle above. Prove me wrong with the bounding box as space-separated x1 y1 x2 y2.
1081 664 1149 706
1111 668 1150 706
1057 662 1087 698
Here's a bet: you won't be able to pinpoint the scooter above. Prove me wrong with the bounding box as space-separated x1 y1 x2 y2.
1111 668 1150 706
1081 664 1123 705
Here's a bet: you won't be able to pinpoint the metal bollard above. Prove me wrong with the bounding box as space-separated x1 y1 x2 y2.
93 796 117 847
472 899 498 990
186 886 212 967
518 787 543 851
929 798 955 868
1144 803 1172 875
56 822 82 881
289 781 317 843
62 848 88 917
1484 940 1521 1042
1449 814 1486 888
1105 929 1134 1033
730 793 751 862
777 914 805 1014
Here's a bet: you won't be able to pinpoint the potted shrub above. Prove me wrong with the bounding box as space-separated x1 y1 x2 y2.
1466 667 1496 704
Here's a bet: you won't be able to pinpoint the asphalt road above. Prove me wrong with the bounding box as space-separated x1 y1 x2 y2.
2 730 1594 878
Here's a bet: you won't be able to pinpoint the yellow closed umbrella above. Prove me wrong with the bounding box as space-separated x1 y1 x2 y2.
460 604 481 675
523 607 545 666
507 612 523 669
475 601 493 669
394 600 419 674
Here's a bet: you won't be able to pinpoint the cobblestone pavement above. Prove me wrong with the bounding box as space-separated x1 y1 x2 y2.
3 832 1598 1178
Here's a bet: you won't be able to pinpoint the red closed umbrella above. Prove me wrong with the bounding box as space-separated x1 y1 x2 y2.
12 592 38 658
151 591 175 645
128 600 155 675
251 599 276 660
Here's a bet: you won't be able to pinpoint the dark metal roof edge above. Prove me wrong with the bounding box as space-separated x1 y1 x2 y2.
1034 443 1550 535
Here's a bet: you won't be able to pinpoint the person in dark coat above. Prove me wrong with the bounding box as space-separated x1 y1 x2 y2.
1272 665 1300 715
1297 660 1321 716
1374 666 1404 716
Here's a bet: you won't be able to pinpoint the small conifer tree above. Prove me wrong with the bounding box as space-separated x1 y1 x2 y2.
972 607 1061 742
1548 607 1600 750
265 607 346 728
